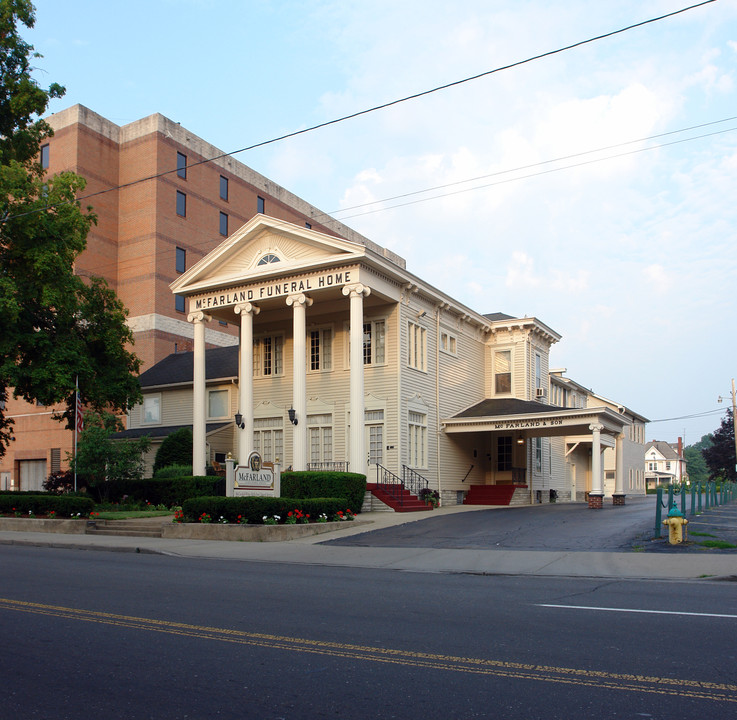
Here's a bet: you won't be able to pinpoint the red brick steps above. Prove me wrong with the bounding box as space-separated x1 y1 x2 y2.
366 483 432 512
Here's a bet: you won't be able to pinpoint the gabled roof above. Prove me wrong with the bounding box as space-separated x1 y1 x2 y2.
454 398 562 418
111 422 230 440
138 346 238 388
645 440 681 460
170 214 372 297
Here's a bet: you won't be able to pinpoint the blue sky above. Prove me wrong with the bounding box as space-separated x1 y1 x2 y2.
26 0 737 444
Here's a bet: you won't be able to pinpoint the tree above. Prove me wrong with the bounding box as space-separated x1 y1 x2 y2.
153 427 193 475
71 412 150 489
702 410 736 483
683 445 708 485
0 1 142 455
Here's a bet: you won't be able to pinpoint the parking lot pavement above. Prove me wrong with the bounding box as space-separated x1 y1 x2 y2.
323 496 661 551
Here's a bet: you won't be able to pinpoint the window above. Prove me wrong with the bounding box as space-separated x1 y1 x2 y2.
535 437 542 473
310 328 333 371
407 322 426 371
219 175 229 201
308 414 333 464
176 247 186 273
305 222 311 229
208 389 228 419
440 331 457 355
257 253 280 265
363 320 385 365
176 190 186 217
408 411 427 468
51 448 61 473
219 211 228 236
665 461 671 471
143 395 161 424
40 144 49 169
497 436 512 472
494 350 512 394
253 417 284 463
175 295 186 313
253 335 284 377
535 353 542 390
177 152 187 179
257 196 265 214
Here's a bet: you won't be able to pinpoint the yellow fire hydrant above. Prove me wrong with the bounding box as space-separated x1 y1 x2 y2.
662 504 688 545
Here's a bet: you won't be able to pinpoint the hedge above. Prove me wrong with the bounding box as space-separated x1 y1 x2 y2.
0 494 95 517
280 471 366 512
91 477 225 506
181 496 351 524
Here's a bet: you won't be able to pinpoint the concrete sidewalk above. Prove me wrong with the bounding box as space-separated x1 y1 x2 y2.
1 504 736 581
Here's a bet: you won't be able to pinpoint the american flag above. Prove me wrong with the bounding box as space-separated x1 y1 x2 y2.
75 390 84 434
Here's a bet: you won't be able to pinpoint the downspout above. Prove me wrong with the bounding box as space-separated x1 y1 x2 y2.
435 304 442 502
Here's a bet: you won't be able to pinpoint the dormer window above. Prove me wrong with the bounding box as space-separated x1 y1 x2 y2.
257 253 280 266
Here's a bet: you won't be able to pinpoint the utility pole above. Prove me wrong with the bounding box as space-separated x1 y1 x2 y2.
719 378 737 475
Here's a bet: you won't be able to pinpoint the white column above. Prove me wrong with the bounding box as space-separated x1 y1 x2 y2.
286 293 312 470
189 311 211 476
343 283 371 477
589 423 604 501
234 302 259 464
613 432 625 503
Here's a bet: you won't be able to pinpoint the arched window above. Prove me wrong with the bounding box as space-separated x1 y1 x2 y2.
257 253 280 266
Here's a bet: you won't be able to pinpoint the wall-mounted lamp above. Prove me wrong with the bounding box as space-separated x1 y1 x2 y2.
234 412 245 430
516 436 525 445
416 310 427 319
288 407 298 426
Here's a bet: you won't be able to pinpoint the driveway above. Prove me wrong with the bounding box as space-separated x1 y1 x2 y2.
324 496 658 551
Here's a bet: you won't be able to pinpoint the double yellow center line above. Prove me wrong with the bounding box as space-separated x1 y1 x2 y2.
2 597 734 703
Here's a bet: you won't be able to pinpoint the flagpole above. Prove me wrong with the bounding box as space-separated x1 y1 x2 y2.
74 376 79 493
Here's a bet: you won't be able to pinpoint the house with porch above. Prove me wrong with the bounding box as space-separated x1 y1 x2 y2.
121 213 646 508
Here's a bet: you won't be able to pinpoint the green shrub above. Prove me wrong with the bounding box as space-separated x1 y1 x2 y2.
92 477 224 506
0 494 95 516
153 428 193 475
281 471 366 512
154 464 193 479
181 496 350 524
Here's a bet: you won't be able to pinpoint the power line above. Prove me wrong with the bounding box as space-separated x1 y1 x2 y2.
1 0 716 225
326 116 737 220
648 408 727 423
63 113 737 281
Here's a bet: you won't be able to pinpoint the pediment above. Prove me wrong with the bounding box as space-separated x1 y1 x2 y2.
171 215 365 295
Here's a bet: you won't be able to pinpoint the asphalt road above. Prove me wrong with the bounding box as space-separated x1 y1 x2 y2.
325 496 660 551
3 543 737 719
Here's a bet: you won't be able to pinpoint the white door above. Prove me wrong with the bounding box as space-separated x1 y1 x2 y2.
365 423 384 479
19 460 46 492
570 462 577 502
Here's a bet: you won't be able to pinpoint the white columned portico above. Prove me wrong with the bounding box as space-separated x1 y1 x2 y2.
234 302 260 464
613 432 626 506
588 423 604 509
188 310 211 476
343 283 371 477
286 293 312 470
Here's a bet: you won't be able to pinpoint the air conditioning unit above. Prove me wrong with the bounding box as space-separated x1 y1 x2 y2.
536 388 547 399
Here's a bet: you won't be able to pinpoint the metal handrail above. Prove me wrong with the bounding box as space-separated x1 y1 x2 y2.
402 465 428 498
306 462 350 472
376 463 406 506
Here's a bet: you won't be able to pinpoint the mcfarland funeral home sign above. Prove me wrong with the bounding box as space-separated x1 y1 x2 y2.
233 452 281 497
191 269 355 311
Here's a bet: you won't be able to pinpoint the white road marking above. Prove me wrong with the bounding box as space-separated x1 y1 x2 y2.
538 604 737 619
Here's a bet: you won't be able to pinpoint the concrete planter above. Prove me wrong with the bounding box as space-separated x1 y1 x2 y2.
162 520 359 542
0 518 88 534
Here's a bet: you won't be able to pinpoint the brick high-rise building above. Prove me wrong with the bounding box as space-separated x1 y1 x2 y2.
1 104 388 490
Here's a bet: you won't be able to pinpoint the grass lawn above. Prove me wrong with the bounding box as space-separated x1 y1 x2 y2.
93 510 174 520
